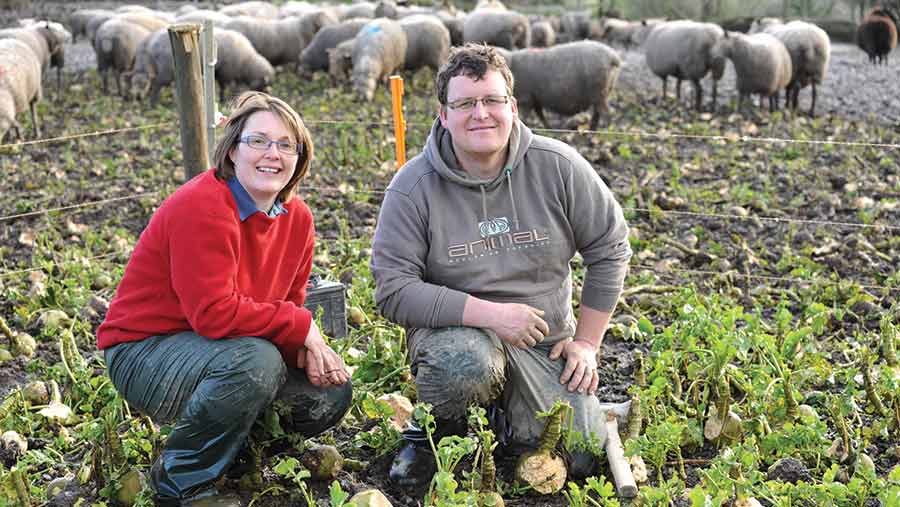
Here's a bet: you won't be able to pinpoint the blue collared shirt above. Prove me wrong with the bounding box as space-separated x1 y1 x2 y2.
227 177 288 221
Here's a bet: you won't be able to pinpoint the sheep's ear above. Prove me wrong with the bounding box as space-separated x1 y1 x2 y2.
641 20 647 26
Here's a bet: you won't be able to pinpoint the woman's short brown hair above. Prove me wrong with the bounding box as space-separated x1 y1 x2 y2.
213 91 313 204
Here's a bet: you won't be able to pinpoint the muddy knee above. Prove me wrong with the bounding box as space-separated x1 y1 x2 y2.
276 369 353 437
412 327 505 418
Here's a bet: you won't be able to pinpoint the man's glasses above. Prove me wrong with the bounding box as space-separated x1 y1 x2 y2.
445 95 511 111
239 133 302 156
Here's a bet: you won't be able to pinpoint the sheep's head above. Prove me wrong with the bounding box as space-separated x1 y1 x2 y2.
351 57 379 101
126 71 152 100
710 31 735 62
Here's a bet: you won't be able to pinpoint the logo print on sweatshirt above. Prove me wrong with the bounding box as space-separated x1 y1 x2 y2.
478 217 509 238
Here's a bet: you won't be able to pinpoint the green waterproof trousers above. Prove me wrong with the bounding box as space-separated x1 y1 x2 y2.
408 326 609 477
105 332 352 503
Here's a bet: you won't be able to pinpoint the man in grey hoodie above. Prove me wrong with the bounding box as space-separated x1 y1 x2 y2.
371 43 632 488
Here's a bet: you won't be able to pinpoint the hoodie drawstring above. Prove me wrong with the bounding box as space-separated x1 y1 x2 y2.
480 185 488 223
505 167 520 231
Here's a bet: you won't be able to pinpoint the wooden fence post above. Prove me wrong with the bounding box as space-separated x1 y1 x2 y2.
168 23 209 182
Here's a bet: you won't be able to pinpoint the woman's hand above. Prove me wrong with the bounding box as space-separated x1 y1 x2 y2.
297 321 349 387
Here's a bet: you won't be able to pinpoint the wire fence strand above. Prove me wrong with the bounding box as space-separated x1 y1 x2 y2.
0 192 161 223
3 117 900 151
630 263 900 293
1 185 896 235
0 122 173 149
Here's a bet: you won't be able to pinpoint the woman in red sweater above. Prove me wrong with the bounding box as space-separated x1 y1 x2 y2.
97 92 351 507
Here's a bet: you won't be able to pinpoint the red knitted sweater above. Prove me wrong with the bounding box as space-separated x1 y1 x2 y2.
96 169 314 367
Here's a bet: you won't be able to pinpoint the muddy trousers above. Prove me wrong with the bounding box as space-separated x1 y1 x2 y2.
408 326 609 477
104 332 352 502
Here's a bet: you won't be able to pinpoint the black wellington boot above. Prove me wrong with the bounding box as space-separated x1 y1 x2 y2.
388 417 467 489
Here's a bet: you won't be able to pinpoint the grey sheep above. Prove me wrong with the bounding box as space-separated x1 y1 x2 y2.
328 39 355 81
499 40 621 129
175 10 234 28
300 18 370 73
280 2 322 18
463 10 530 50
335 2 377 21
474 0 506 11
225 12 339 67
434 9 465 46
214 29 277 103
711 31 792 112
351 18 407 101
399 15 451 72
92 18 155 96
596 17 634 47
750 19 830 116
557 11 600 43
0 21 68 97
219 1 280 19
0 38 42 143
68 9 114 42
125 28 276 105
643 20 726 111
125 28 172 105
530 20 555 47
856 7 898 65
87 12 170 43
374 0 433 19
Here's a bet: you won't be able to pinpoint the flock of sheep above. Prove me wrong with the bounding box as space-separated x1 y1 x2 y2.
1 0 898 143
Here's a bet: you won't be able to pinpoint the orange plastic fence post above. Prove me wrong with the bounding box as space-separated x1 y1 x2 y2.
390 75 406 169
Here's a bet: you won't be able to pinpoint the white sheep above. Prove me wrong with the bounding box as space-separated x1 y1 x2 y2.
351 18 407 101
712 31 793 112
463 10 530 50
749 19 830 116
0 38 43 143
500 40 621 129
225 12 339 67
643 20 726 111
0 22 65 97
399 15 451 73
300 18 370 73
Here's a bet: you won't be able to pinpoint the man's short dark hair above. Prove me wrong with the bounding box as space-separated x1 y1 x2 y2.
435 43 514 105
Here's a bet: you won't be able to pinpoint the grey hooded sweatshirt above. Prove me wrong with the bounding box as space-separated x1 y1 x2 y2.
371 118 632 343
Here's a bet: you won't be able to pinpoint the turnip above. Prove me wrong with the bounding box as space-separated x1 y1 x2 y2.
0 316 36 358
348 489 392 506
515 401 571 495
299 443 343 480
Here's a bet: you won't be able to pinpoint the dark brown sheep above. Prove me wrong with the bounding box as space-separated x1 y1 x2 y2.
856 7 898 65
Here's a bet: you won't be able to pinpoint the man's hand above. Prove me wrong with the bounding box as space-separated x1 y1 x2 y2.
549 338 599 395
490 303 550 349
297 321 349 387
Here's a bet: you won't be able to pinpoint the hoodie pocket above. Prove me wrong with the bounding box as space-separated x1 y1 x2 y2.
513 279 574 340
